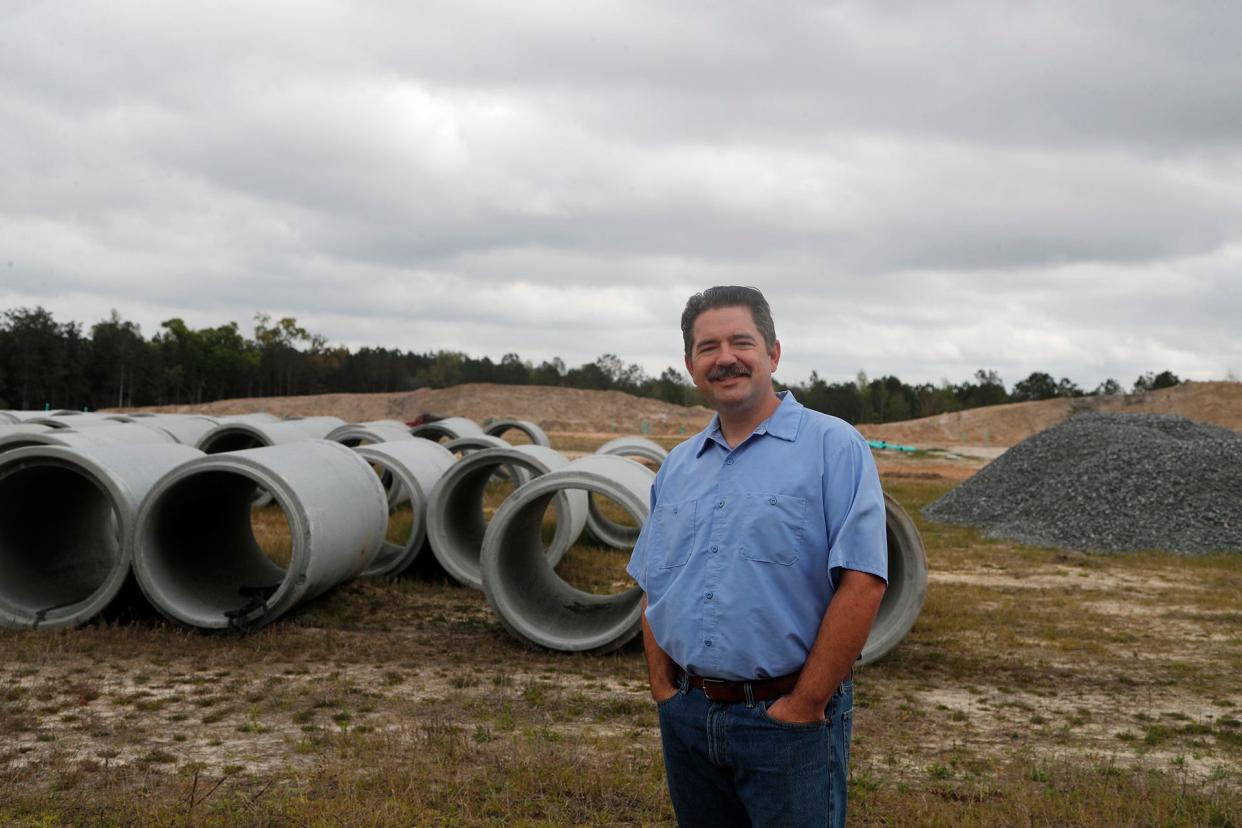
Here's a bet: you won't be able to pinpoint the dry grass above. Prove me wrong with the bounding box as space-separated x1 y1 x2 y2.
1 445 1240 825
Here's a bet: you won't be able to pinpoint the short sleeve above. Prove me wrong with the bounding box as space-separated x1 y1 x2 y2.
822 429 888 584
625 466 664 591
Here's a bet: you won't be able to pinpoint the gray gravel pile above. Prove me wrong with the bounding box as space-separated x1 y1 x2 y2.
923 412 1242 553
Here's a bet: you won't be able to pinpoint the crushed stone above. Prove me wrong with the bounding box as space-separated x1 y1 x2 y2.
922 412 1242 554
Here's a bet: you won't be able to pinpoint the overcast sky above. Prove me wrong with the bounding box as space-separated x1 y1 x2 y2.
3 1 1241 391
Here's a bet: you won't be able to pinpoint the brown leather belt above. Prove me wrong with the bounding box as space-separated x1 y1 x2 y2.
686 671 800 703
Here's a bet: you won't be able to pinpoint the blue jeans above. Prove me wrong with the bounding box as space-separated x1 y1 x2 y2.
657 676 853 828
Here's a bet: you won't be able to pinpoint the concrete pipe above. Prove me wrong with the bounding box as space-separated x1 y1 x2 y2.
26 414 128 430
133 440 388 631
0 443 202 629
280 415 347 430
134 415 219 447
0 424 52 437
325 421 416 447
215 412 280 424
0 424 177 456
427 445 588 590
859 493 929 666
198 419 347 505
587 437 669 550
410 416 484 442
479 453 652 653
484 419 551 447
326 423 420 505
0 412 19 424
444 434 529 486
351 439 457 577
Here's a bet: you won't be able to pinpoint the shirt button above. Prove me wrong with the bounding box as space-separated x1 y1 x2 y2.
768 496 777 505
705 592 713 600
717 500 724 509
710 545 718 553
725 458 734 465
705 640 713 647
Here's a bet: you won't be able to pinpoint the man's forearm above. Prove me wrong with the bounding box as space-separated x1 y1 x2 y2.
784 569 886 716
640 596 680 701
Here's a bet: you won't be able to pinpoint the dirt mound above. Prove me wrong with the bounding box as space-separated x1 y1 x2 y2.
858 381 1242 447
121 383 715 436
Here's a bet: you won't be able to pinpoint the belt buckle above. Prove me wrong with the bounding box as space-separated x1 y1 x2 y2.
699 678 728 701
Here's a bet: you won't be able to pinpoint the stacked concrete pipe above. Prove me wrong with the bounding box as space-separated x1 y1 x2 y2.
352 439 457 577
410 416 484 442
133 440 387 631
484 419 550 447
0 443 202 629
0 412 19 424
586 436 669 549
859 493 929 666
479 453 652 653
427 445 588 590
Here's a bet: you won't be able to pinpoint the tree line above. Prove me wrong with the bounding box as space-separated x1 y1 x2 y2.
0 306 1184 425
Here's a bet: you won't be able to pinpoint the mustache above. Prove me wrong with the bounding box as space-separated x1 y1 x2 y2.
707 364 751 381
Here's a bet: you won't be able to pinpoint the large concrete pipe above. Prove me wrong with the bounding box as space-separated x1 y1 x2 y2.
0 412 18 425
427 446 588 590
0 443 202 629
484 419 551 447
352 440 457 577
859 494 929 666
410 416 484 442
325 421 416 447
133 440 387 631
586 436 669 550
479 454 652 653
0 424 178 456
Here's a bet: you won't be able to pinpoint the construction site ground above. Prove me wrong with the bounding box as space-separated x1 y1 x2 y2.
1 383 1239 825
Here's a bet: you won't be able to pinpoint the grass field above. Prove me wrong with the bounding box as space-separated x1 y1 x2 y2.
1 450 1240 826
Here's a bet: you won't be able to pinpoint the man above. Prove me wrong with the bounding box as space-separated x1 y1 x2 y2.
626 286 888 827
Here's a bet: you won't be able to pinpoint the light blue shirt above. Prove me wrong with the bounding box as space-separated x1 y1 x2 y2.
626 391 888 681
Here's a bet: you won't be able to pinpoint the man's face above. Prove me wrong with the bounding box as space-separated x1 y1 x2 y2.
685 305 780 416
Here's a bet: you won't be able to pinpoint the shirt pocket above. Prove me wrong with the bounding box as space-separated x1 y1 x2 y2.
652 498 697 570
739 492 806 566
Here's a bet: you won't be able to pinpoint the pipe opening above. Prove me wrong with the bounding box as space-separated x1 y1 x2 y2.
487 484 642 651
0 462 119 618
556 491 637 596
251 502 294 569
200 431 264 454
141 469 289 626
364 457 419 574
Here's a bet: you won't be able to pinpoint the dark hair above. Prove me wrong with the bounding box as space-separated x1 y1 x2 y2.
680 286 776 357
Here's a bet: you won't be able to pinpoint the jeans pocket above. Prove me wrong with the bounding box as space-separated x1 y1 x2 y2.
756 699 827 730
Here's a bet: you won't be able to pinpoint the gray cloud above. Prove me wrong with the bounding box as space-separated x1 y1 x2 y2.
3 1 1242 394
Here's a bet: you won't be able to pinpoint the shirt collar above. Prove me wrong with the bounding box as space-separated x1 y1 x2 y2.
695 390 804 456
